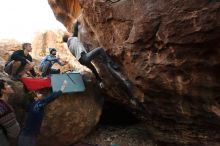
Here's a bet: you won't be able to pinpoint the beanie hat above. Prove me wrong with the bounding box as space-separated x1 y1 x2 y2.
49 48 56 54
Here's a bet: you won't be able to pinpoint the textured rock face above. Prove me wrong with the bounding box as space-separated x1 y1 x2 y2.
76 0 220 103
38 82 103 146
0 39 21 60
49 0 220 145
48 0 81 31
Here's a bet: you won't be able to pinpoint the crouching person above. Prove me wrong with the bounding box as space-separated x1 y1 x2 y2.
0 79 20 146
4 43 36 81
18 80 68 146
39 48 67 77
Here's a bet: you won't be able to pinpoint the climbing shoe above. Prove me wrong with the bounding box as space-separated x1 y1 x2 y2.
110 61 120 70
107 61 120 70
130 99 137 106
99 82 105 89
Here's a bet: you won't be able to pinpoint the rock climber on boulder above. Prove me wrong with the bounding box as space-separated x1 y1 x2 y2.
63 20 118 88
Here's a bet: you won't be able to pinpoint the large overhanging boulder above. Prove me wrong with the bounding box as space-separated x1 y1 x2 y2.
48 0 81 31
48 0 220 145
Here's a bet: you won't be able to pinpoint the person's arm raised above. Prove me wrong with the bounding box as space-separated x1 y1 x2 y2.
61 80 68 93
36 80 68 108
72 20 80 37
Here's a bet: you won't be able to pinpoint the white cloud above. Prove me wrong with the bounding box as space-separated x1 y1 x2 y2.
0 0 66 42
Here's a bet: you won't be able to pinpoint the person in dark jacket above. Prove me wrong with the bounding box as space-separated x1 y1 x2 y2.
4 43 36 81
18 80 68 146
0 79 20 146
63 21 118 88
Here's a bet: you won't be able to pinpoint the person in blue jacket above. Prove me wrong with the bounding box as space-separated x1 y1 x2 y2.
39 48 67 77
18 80 68 146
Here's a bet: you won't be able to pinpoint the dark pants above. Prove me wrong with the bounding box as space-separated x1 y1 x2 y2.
79 48 110 82
4 61 25 75
39 61 60 77
4 61 13 75
18 134 36 146
0 129 9 146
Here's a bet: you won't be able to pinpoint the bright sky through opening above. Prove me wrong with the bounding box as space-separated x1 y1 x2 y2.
0 0 66 42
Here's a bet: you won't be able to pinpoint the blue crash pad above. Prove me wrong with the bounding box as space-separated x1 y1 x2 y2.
51 72 85 93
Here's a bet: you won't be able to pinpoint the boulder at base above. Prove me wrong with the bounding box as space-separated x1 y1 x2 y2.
0 71 103 146
38 80 103 146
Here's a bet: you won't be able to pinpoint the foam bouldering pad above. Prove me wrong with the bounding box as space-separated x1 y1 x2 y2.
51 72 85 93
20 77 51 91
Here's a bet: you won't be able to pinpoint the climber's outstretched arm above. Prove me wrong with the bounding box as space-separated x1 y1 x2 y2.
73 20 80 37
